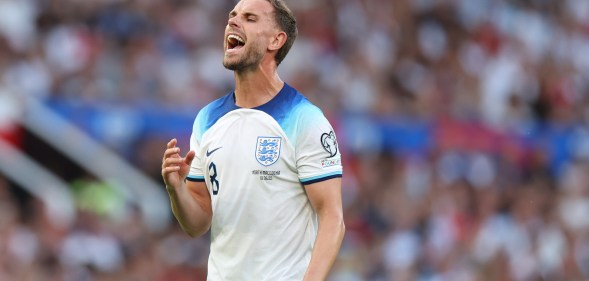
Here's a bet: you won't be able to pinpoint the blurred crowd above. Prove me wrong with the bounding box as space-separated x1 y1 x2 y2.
1 0 589 280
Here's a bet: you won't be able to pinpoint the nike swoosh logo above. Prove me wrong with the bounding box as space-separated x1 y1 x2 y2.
206 147 222 157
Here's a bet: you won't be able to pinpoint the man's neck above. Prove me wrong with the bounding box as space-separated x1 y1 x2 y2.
233 64 284 108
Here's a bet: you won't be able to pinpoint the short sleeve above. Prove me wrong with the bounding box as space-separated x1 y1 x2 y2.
187 113 205 182
296 107 343 185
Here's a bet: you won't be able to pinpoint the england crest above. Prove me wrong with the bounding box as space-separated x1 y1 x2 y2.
255 137 281 166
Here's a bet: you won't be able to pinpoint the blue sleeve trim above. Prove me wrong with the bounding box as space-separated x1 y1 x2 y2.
300 172 342 185
186 175 205 182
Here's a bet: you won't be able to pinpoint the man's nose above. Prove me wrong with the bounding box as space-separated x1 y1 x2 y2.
228 16 240 28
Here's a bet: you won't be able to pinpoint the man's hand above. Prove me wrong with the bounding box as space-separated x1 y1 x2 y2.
162 138 196 190
161 138 211 237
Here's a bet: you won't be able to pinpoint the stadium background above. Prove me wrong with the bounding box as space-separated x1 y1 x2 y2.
1 0 589 280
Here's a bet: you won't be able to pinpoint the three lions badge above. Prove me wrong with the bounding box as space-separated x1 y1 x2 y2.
256 137 281 166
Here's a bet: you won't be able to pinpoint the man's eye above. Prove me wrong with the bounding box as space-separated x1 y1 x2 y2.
247 18 256 22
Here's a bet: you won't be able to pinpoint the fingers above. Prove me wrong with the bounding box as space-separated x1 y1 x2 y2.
162 151 180 180
163 156 184 167
162 156 180 178
184 150 196 166
162 139 194 171
167 138 177 149
163 138 194 162
162 166 181 173
161 139 195 188
163 146 181 159
164 138 183 158
162 139 180 173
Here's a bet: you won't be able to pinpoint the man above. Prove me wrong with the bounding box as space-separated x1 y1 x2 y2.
161 0 344 280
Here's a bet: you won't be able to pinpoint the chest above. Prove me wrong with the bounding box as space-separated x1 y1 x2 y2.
197 111 297 196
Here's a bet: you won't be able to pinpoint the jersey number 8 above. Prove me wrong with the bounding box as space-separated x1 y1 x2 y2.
208 162 220 195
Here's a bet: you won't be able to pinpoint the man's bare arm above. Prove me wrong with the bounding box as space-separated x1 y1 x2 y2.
303 177 345 281
162 139 212 237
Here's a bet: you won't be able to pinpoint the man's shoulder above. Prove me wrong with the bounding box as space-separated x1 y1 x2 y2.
199 93 234 117
280 83 322 115
288 96 323 121
192 92 235 137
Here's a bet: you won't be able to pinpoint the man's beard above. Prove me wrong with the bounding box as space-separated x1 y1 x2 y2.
223 44 264 72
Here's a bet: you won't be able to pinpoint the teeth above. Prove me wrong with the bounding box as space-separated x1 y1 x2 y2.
227 34 245 44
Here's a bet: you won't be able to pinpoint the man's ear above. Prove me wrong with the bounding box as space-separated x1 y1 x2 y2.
269 31 287 51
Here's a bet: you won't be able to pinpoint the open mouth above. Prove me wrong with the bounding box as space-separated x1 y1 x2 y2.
227 34 246 50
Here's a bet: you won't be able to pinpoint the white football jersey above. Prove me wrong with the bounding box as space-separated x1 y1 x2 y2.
186 83 342 281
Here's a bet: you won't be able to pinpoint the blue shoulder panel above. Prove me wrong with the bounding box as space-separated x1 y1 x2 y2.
192 83 322 143
192 93 238 142
253 83 324 143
